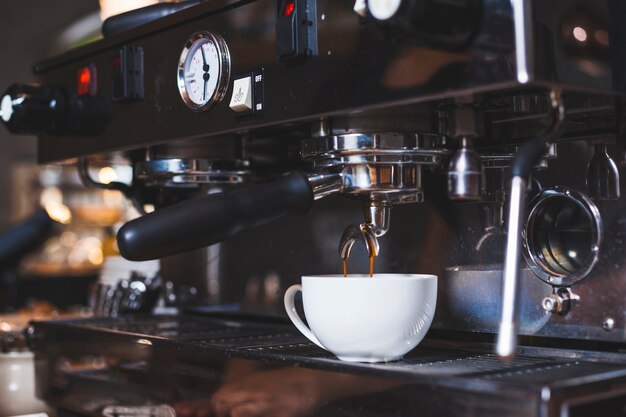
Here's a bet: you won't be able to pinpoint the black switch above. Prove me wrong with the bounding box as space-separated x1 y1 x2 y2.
276 0 317 60
112 45 144 101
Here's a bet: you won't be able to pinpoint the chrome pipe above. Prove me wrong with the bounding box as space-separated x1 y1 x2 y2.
496 88 564 361
364 202 391 237
307 172 343 200
496 175 526 361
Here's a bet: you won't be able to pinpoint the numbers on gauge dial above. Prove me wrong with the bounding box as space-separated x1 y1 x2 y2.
183 38 220 107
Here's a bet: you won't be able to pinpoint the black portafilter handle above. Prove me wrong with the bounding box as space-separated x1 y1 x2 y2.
117 173 315 261
102 1 202 38
0 208 55 267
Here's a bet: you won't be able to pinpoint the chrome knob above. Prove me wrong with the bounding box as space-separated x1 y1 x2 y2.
541 288 579 316
541 294 562 313
447 137 483 201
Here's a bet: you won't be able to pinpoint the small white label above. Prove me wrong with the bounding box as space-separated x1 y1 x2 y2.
256 103 263 111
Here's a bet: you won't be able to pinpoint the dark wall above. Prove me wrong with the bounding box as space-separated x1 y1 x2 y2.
0 0 99 230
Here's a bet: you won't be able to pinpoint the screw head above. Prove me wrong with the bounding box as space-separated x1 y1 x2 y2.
602 318 615 331
542 296 559 313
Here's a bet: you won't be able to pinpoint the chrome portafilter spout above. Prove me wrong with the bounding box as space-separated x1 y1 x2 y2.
339 202 391 273
339 224 379 260
587 143 620 200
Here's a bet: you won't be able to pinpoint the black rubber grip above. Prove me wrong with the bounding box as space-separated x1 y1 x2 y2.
510 138 549 179
0 208 54 267
102 1 201 38
117 173 314 261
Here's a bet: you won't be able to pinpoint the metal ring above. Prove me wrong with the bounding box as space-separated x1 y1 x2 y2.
301 133 449 167
523 186 602 286
135 158 252 185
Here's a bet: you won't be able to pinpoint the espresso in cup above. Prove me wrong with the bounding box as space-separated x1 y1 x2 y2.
284 274 437 363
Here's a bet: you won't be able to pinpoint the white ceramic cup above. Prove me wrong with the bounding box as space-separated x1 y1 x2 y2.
284 274 437 363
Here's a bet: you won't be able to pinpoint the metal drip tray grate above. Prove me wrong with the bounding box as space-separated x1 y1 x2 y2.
69 316 247 340
478 360 623 384
232 340 562 378
386 351 557 376
39 316 626 388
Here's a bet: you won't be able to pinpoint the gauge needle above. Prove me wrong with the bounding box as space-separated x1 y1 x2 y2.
201 45 209 72
203 73 210 101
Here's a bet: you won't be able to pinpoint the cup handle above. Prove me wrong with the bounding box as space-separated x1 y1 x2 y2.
284 284 327 350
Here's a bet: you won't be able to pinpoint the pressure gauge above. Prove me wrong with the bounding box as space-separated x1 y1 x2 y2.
177 31 231 111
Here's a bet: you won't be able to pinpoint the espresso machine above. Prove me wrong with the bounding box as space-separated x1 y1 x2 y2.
3 0 626 415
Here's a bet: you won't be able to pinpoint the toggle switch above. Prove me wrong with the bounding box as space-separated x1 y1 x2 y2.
229 76 253 113
112 45 144 102
276 0 318 61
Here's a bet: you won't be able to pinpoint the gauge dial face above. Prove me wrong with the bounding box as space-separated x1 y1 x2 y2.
178 32 230 111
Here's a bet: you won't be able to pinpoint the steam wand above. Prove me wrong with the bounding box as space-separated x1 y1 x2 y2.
496 89 564 361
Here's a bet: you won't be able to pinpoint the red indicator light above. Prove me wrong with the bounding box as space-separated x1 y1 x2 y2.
282 0 295 16
77 66 95 96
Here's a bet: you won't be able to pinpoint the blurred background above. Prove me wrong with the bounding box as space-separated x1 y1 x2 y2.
0 1 99 230
0 7 165 413
0 1 163 314
0 0 100 314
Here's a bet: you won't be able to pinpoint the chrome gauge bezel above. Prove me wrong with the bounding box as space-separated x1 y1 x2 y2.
177 31 231 112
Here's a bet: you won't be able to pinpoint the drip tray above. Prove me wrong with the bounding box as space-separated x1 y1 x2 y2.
36 315 626 382
32 315 626 417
